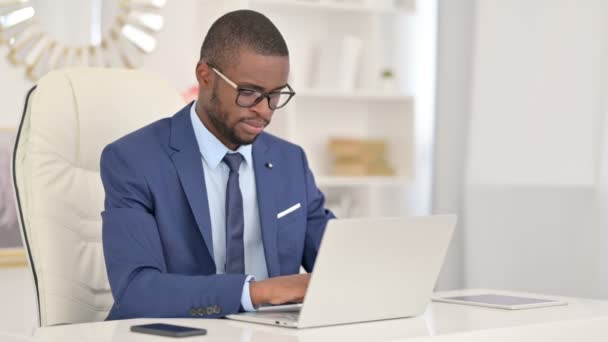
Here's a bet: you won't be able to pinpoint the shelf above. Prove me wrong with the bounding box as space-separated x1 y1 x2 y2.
296 89 413 102
238 0 420 217
251 0 414 14
316 175 410 187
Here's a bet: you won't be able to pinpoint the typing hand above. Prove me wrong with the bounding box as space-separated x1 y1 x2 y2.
250 274 310 306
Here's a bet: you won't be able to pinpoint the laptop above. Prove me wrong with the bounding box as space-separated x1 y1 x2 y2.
226 215 457 328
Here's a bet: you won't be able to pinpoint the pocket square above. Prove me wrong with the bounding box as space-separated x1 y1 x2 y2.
277 203 301 219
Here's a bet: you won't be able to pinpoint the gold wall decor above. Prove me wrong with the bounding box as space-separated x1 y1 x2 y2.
0 0 166 80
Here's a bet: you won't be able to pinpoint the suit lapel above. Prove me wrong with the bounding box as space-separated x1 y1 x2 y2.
253 135 280 277
168 106 281 275
168 105 214 259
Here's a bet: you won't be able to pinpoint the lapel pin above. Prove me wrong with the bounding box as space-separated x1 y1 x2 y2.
265 162 273 169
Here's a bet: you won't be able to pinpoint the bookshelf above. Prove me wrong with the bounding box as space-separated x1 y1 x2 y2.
316 176 410 187
250 0 414 13
201 0 424 218
296 89 413 102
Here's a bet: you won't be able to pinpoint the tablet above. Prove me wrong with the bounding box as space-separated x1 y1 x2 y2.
432 294 568 310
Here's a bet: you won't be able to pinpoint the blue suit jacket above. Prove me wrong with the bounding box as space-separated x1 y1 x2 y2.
101 104 334 320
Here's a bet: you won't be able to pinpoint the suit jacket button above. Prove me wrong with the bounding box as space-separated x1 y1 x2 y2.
213 305 221 314
206 307 214 315
197 308 205 316
189 308 197 316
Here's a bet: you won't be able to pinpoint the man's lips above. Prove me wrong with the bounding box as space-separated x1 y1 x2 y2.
239 118 268 134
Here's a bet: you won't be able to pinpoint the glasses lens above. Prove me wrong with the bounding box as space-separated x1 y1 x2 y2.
236 89 263 107
268 92 291 109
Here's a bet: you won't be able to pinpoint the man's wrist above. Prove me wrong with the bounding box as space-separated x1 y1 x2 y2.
249 279 269 306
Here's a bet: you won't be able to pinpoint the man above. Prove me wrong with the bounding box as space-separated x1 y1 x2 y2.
100 9 335 319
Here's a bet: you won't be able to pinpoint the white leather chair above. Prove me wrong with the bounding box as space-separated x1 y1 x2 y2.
12 67 184 326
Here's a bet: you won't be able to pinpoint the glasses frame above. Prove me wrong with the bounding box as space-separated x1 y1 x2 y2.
206 62 296 110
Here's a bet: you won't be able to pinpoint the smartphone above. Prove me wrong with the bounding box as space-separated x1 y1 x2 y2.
130 323 207 338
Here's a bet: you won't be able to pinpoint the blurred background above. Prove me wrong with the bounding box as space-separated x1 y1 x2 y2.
1 0 607 336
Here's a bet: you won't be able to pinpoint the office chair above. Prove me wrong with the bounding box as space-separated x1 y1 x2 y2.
12 68 184 326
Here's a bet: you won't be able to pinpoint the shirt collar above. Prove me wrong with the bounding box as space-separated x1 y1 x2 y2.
190 101 253 169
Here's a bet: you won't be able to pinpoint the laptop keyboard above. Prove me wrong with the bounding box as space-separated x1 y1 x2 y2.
256 311 301 322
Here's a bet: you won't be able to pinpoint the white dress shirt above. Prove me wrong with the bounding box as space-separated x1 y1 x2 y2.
190 102 268 310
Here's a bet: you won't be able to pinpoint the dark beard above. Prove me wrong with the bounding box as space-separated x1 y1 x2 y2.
207 86 259 148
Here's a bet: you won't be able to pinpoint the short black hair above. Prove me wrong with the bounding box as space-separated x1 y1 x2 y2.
200 10 289 69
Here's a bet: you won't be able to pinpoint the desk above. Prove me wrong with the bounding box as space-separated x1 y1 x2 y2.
0 332 31 342
22 290 608 341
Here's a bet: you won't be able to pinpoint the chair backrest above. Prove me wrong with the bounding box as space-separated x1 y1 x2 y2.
12 67 184 326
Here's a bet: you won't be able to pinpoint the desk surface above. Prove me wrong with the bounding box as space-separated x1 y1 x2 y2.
0 332 31 342
17 289 608 341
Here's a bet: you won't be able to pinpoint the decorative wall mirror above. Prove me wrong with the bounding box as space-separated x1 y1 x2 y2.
0 0 166 80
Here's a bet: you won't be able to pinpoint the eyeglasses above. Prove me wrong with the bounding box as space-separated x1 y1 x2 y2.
207 62 296 110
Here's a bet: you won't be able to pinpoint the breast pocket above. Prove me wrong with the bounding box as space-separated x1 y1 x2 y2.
277 203 302 224
276 203 306 269
276 202 305 247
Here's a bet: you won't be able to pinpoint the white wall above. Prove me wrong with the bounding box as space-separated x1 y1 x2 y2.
0 268 36 336
468 1 604 187
404 0 438 217
464 0 608 298
0 51 34 128
433 0 475 290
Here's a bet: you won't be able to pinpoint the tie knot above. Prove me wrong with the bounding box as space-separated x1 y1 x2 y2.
223 153 244 172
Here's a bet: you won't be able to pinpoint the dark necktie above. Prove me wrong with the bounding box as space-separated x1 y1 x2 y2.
222 153 245 274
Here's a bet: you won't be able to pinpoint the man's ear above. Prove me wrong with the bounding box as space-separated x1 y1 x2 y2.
195 61 212 88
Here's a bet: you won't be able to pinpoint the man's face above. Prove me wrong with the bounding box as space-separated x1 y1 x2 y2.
197 49 290 150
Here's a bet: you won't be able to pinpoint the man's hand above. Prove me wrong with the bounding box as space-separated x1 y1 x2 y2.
250 274 311 306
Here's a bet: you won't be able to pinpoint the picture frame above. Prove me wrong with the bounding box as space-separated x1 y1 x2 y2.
0 127 26 267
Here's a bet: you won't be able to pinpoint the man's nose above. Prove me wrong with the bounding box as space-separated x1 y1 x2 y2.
250 97 274 120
